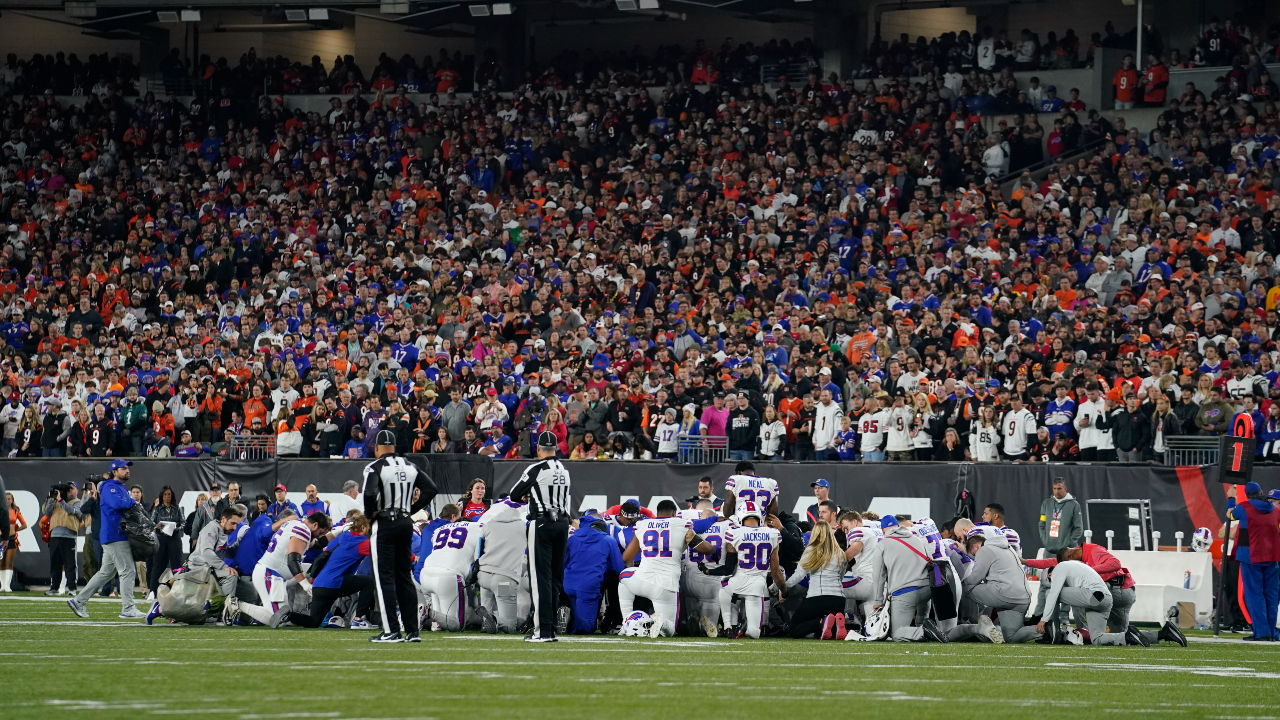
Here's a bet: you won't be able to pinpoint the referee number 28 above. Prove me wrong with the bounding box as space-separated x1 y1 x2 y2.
550 471 567 485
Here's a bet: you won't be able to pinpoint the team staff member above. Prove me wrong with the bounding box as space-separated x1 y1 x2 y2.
282 513 376 628
1037 553 1126 645
1034 479 1084 620
1227 482 1280 642
510 431 572 643
68 459 144 619
955 522 1039 644
363 429 436 643
563 511 625 635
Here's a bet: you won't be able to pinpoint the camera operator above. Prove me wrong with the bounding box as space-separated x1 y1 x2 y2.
68 459 145 619
42 481 83 596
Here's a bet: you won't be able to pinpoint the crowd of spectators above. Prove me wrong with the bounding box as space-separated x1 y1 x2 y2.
2 19 1280 466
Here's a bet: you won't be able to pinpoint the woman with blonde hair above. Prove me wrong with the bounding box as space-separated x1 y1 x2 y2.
780 521 849 639
911 392 936 460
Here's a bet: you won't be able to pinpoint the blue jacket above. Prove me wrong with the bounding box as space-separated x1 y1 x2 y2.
563 524 624 600
1228 497 1277 564
231 514 275 573
268 499 300 521
97 478 137 545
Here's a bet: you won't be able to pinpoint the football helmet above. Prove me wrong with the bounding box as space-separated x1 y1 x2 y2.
621 610 654 637
1192 527 1213 552
846 602 890 641
737 500 763 525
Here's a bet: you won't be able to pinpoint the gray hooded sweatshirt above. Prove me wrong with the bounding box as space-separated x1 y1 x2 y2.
478 501 528 581
873 524 930 605
961 532 1030 603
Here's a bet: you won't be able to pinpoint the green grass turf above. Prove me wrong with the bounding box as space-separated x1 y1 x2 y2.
2 594 1278 720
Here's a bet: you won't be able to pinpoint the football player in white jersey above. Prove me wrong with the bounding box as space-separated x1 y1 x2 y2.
620 499 715 638
680 499 730 637
839 511 882 625
231 512 331 627
721 461 779 519
417 518 482 631
980 502 1022 556
704 501 782 639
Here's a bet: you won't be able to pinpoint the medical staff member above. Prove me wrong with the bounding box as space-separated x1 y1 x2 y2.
562 511 624 634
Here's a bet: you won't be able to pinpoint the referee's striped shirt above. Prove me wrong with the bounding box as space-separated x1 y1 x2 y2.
362 455 420 515
510 459 571 516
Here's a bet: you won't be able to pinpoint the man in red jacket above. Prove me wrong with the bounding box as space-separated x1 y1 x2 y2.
1027 543 1186 646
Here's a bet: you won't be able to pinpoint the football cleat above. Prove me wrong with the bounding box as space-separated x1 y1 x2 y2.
476 606 499 635
221 598 242 627
700 616 718 638
649 612 664 638
1125 625 1150 647
145 602 162 625
267 609 290 629
523 633 558 643
1159 621 1187 647
978 614 1003 644
921 618 949 643
556 605 571 635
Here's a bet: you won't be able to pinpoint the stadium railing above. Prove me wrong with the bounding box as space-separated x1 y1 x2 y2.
1162 436 1219 467
677 433 727 464
229 435 277 461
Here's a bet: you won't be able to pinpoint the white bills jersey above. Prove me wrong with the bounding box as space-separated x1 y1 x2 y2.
687 519 733 570
846 524 882 578
724 525 781 579
261 519 311 578
912 517 946 561
632 516 693 589
422 521 482 576
724 474 778 510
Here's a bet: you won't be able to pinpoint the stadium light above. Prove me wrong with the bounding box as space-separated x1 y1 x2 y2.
492 2 513 14
180 9 201 20
285 9 307 21
309 8 329 19
468 4 491 15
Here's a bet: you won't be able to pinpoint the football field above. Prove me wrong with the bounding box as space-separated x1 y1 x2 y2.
3 595 1278 720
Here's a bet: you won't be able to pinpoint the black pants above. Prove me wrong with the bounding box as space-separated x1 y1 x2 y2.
148 534 184 593
287 575 375 628
371 514 417 634
529 515 569 638
788 594 846 638
49 537 77 591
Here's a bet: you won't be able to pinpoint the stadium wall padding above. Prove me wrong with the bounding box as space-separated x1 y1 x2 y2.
4 458 1271 586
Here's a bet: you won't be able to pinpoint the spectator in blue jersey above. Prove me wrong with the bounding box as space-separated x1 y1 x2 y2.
280 512 376 629
300 485 330 517
834 416 859 461
343 427 368 459
173 430 205 457
562 511 625 634
1044 383 1077 438
1037 86 1064 113
478 419 513 457
267 485 300 521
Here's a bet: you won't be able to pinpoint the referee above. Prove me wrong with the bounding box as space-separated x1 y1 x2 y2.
363 429 435 643
510 431 571 643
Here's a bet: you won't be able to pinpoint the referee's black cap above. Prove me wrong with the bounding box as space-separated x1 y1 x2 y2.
375 429 397 446
537 430 559 448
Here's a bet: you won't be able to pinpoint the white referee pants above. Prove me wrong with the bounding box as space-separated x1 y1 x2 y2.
719 574 768 639
479 570 523 633
417 567 469 632
680 568 722 628
239 565 288 625
619 571 677 637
